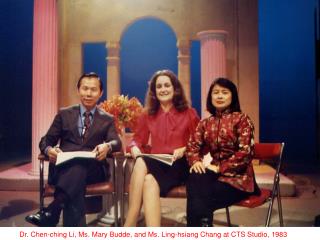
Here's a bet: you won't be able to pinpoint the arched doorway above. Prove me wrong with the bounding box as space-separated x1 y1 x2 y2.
120 17 177 104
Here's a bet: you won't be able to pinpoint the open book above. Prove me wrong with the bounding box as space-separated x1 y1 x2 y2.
137 153 174 166
56 151 96 166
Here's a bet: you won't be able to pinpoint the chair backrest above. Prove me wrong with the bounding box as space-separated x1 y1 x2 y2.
253 142 285 183
254 143 284 161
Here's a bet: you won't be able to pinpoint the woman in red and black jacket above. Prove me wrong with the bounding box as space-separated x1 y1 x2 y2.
186 77 260 227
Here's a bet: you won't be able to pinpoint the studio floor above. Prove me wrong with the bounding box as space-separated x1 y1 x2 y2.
0 157 320 227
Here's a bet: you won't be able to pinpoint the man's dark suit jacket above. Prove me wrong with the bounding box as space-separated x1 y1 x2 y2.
39 104 121 183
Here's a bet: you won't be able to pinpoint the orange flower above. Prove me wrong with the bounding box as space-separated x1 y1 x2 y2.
98 95 143 135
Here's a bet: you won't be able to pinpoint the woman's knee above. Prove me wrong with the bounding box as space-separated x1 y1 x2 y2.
132 158 147 173
187 172 206 192
143 174 159 190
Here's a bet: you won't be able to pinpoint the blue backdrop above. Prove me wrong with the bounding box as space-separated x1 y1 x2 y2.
83 42 107 102
190 41 201 116
0 0 33 158
259 0 318 169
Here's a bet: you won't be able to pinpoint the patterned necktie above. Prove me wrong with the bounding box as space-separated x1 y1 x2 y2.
82 111 91 141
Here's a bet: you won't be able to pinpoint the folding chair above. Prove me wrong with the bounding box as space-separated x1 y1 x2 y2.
225 142 285 226
38 152 119 226
166 142 285 227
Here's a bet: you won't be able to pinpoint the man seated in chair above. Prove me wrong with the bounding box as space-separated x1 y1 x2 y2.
26 72 121 227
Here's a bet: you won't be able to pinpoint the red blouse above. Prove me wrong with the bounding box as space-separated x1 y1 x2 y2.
186 110 256 192
129 107 200 154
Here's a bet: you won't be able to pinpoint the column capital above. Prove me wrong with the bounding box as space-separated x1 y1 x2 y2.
177 55 190 64
106 41 120 98
106 41 120 65
197 30 228 42
177 39 191 101
177 39 191 54
177 39 191 64
106 41 120 56
177 38 190 46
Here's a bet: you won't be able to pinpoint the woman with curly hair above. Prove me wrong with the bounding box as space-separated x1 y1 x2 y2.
124 70 200 226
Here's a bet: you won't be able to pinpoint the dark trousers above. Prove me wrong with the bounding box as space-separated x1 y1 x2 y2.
186 170 251 226
50 158 109 226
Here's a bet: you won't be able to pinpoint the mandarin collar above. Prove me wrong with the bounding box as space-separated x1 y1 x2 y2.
215 108 231 118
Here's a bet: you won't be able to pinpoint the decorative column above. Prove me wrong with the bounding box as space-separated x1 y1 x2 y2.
30 0 58 175
177 39 191 101
64 42 82 106
197 30 228 117
106 41 121 99
100 41 121 224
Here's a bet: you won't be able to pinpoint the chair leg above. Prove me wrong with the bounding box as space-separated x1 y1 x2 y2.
120 192 127 226
277 184 284 226
225 207 231 226
113 192 118 227
120 158 127 226
39 160 44 212
265 183 278 227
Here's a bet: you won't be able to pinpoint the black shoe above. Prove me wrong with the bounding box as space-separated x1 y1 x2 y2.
314 214 320 227
25 208 58 227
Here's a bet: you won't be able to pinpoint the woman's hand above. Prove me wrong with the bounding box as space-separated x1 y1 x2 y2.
131 146 142 159
207 164 220 173
190 161 206 174
172 146 186 161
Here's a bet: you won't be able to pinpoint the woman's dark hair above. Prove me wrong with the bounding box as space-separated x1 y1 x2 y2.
145 70 189 115
77 72 103 92
206 77 241 115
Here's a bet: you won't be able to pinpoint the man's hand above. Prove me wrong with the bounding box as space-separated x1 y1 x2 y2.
93 143 110 161
172 146 186 161
190 161 206 174
130 146 142 159
47 147 62 163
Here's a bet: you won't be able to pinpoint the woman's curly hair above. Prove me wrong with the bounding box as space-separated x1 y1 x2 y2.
145 70 189 115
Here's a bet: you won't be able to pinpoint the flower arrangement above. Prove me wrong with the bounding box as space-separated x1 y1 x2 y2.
98 95 143 135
